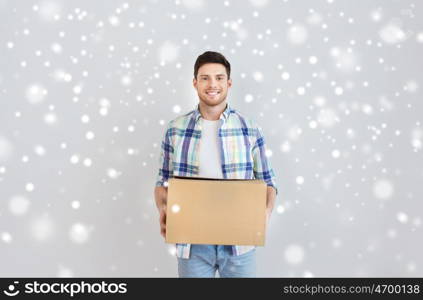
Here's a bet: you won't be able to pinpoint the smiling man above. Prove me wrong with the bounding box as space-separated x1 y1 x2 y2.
154 51 278 278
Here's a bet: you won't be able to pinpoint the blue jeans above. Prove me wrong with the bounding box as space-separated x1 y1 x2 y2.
177 244 256 278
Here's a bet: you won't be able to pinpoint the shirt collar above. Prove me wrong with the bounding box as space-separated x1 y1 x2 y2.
193 103 232 123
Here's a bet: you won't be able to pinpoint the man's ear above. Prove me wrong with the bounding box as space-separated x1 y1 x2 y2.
228 78 232 88
193 77 197 88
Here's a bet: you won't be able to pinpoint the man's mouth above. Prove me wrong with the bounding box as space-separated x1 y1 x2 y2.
206 91 220 96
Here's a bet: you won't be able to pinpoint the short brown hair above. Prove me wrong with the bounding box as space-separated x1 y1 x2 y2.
194 51 231 79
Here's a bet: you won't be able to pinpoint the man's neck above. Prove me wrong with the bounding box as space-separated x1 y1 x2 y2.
199 100 227 121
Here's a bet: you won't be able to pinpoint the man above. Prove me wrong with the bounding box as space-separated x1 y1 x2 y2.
154 51 278 277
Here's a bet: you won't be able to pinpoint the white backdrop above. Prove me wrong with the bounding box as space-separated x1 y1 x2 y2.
0 0 422 277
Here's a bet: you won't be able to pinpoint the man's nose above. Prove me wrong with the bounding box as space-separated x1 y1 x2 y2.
208 78 218 88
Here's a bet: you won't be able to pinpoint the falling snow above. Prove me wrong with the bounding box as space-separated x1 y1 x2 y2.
0 0 422 278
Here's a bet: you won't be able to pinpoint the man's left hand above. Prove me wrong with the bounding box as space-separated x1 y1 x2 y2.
265 208 272 230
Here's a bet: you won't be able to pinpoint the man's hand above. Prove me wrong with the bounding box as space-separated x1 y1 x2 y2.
159 205 167 238
265 186 276 231
154 186 168 240
265 207 272 230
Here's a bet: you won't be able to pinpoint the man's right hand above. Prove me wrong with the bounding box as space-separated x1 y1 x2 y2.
159 205 167 239
155 186 168 239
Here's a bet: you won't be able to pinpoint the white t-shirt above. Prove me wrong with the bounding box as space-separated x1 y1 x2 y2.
198 119 224 179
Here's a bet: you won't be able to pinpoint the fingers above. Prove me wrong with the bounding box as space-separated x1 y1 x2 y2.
265 210 270 230
159 207 167 238
160 208 167 225
160 219 166 238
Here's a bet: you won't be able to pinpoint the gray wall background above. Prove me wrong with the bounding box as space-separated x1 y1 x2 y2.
0 0 422 277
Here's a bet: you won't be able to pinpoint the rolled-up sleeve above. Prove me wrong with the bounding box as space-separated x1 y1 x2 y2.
252 126 278 195
155 122 174 187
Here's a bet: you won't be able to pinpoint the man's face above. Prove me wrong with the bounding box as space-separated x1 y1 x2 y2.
193 63 232 107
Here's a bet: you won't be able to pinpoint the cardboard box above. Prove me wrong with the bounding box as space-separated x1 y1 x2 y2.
165 176 267 246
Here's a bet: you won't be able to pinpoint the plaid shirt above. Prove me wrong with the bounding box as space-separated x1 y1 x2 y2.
156 103 277 259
